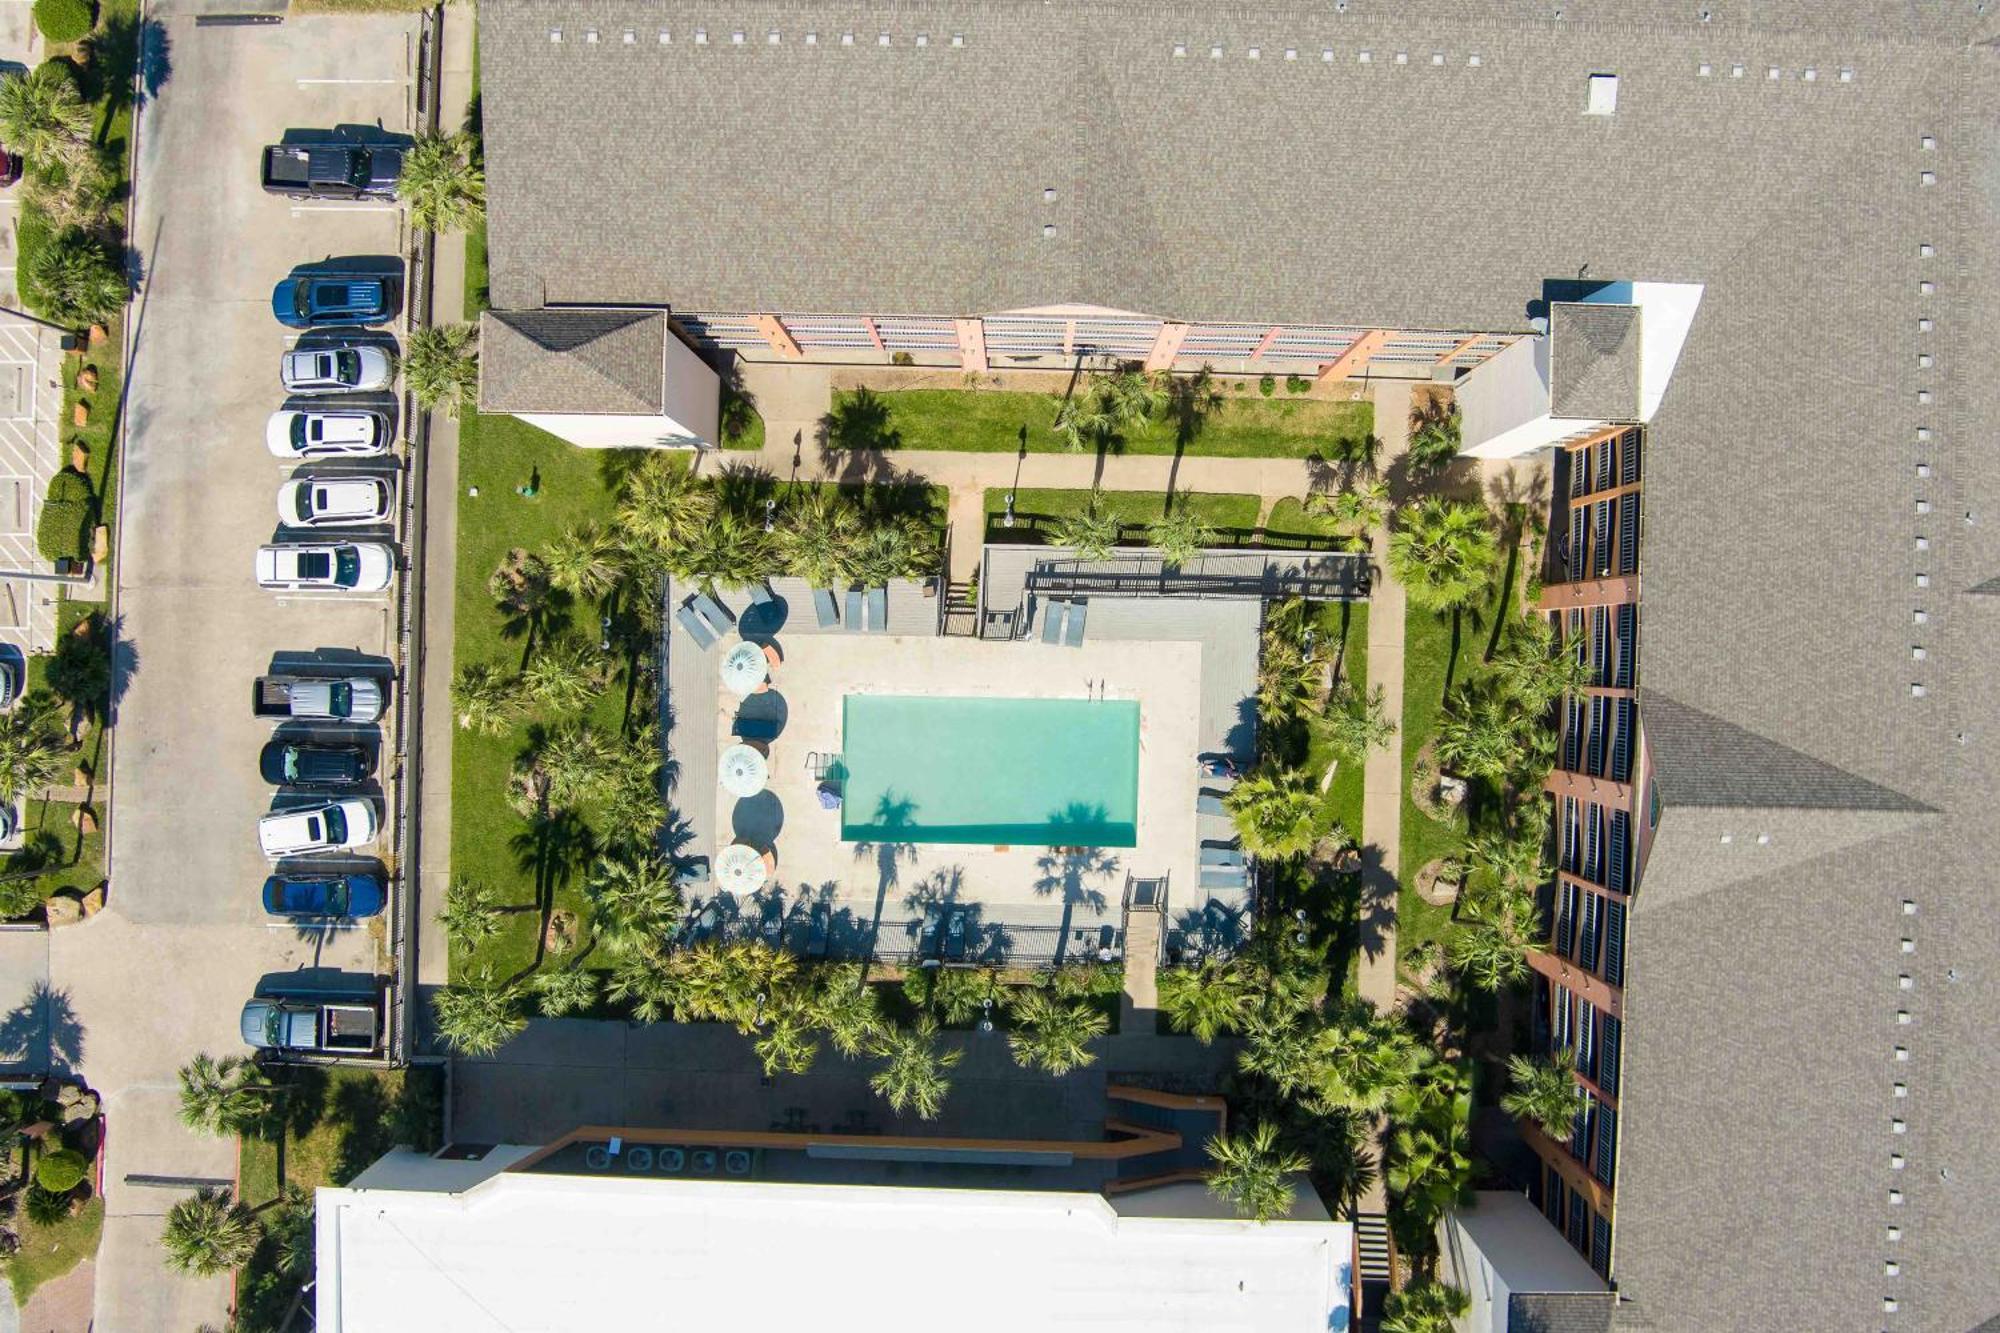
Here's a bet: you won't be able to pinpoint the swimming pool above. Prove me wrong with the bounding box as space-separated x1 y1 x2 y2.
838 695 1140 847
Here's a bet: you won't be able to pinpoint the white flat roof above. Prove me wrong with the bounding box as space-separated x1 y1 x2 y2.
317 1171 1352 1332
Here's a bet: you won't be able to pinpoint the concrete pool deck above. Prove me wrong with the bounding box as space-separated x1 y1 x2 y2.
706 633 1204 965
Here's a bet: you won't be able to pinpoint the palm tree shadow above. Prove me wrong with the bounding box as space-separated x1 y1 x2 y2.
504 810 596 986
1032 804 1121 965
849 793 920 959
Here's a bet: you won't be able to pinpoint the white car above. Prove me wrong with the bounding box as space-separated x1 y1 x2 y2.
254 542 394 592
266 408 390 460
279 343 394 396
278 476 393 528
258 799 377 858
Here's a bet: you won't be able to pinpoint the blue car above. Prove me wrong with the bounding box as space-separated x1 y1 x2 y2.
271 270 399 329
261 869 386 918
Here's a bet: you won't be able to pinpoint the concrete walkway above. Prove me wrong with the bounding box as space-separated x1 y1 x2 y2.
414 3 477 991
1356 383 1411 1012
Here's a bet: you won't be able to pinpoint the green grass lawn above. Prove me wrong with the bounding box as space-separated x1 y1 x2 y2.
5 1197 101 1306
836 388 1373 459
1307 601 1370 843
983 487 1262 541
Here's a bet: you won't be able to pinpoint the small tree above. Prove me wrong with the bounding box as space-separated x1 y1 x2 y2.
29 229 125 326
1093 366 1162 438
403 323 478 418
1048 489 1120 561
1224 765 1320 859
176 1052 273 1137
449 661 520 735
1448 917 1533 993
33 0 94 45
520 636 607 716
47 613 110 722
1157 960 1254 1043
0 64 89 171
542 523 627 602
162 1188 261 1277
532 966 599 1018
1501 1048 1580 1138
1406 403 1463 474
35 467 91 564
438 877 503 951
1005 987 1108 1076
1147 496 1216 570
1381 1280 1471 1333
0 690 72 802
33 1146 86 1193
1050 394 1111 453
1388 497 1498 615
583 852 682 959
396 131 485 233
1205 1122 1307 1222
431 976 526 1057
1318 680 1397 766
867 1018 961 1120
810 963 885 1058
775 488 862 588
1306 479 1390 541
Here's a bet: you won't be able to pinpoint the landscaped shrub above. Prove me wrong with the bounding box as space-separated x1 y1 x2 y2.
1258 373 1276 396
890 350 914 366
1285 374 1310 394
34 1146 87 1194
32 0 92 45
35 467 91 564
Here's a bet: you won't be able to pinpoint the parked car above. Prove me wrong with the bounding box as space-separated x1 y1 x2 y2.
254 541 394 593
280 342 395 395
260 141 403 201
260 738 374 788
240 995 381 1053
0 658 17 711
257 798 377 857
252 675 385 723
277 476 393 528
266 408 390 459
271 270 399 329
261 868 386 918
0 151 20 189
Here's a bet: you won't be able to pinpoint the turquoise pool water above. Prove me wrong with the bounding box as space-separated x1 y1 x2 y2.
839 695 1140 847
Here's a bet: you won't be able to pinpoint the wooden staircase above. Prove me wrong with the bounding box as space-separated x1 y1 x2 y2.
1353 1210 1394 1316
942 580 978 635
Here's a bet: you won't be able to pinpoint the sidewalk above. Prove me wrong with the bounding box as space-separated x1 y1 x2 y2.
1356 383 1411 1013
413 3 477 989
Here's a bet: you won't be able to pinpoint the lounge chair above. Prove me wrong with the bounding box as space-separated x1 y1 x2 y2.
749 582 775 607
1200 866 1249 890
844 588 864 633
1200 844 1246 869
675 604 718 650
1196 792 1228 817
734 715 781 743
676 856 711 888
813 587 839 629
692 592 735 638
866 586 888 633
1063 599 1088 647
1041 600 1066 644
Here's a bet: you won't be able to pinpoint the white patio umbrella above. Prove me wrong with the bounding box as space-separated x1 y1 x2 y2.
714 841 770 894
720 641 771 696
719 743 770 798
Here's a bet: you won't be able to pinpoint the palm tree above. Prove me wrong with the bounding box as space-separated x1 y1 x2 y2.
606 950 683 1023
521 636 606 716
0 692 70 803
27 151 112 230
867 1018 962 1120
853 515 938 586
583 852 681 958
439 878 503 952
1148 497 1217 569
537 721 618 809
403 323 478 417
30 230 126 326
1490 614 1594 712
810 962 885 1057
1463 827 1549 896
1205 1122 1307 1223
267 1187 316 1281
776 489 862 588
1436 687 1530 785
0 65 89 171
1094 366 1163 438
1446 919 1533 992
1381 1280 1471 1333
397 130 485 232
161 1189 261 1277
430 977 526 1057
617 457 716 559
450 661 521 735
1224 765 1319 859
1306 479 1390 542
1158 365 1225 447
1387 497 1498 614
1406 402 1463 474
1257 630 1333 726
680 508 780 590
176 1053 273 1137
1317 681 1397 765
489 549 564 659
1049 490 1121 561
1386 1116 1475 1225
543 523 627 602
753 1002 821 1077
1156 959 1254 1042
1006 987 1108 1075
1502 1048 1580 1138
532 966 599 1017
1050 393 1112 453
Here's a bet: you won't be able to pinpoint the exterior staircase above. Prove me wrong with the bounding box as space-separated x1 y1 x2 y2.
942 580 978 635
1353 1210 1394 1318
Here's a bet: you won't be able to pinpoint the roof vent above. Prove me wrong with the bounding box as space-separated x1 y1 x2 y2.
1042 187 1057 202
1839 66 1855 82
916 33 929 46
694 28 707 44
878 32 891 46
584 28 598 43
621 28 634 44
951 33 965 47
1468 53 1482 66
730 30 743 44
805 32 817 45
768 30 780 44
548 26 561 42
1172 42 1186 57
1585 73 1618 115
841 32 854 45
1041 223 1057 239
1247 46 1261 60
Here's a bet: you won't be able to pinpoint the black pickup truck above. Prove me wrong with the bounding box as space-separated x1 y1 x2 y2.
261 141 403 201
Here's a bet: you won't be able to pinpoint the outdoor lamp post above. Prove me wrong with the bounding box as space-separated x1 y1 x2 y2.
764 497 777 533
1003 492 1016 528
978 996 995 1034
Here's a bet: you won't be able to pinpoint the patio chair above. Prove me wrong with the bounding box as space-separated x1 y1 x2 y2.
734 715 781 744
813 587 839 629
749 582 775 607
1040 600 1067 644
844 588 864 632
1199 866 1249 891
1062 598 1088 647
1200 843 1246 869
866 585 888 632
675 604 718 650
1196 791 1228 817
692 592 735 638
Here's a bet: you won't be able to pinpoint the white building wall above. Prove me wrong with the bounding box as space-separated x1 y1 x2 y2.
516 411 708 450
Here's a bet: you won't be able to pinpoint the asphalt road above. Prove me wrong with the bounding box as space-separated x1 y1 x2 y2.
51 13 422 1330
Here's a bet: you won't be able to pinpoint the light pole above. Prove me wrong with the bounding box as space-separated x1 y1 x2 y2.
1003 492 1015 528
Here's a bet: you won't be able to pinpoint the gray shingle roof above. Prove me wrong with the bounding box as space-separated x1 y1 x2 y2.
478 309 666 415
1549 303 1640 421
1510 1293 1616 1333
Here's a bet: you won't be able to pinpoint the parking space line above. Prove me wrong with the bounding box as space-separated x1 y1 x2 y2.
295 77 403 85
273 594 394 606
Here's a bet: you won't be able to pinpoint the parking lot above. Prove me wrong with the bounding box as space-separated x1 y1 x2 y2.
48 11 423 1329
